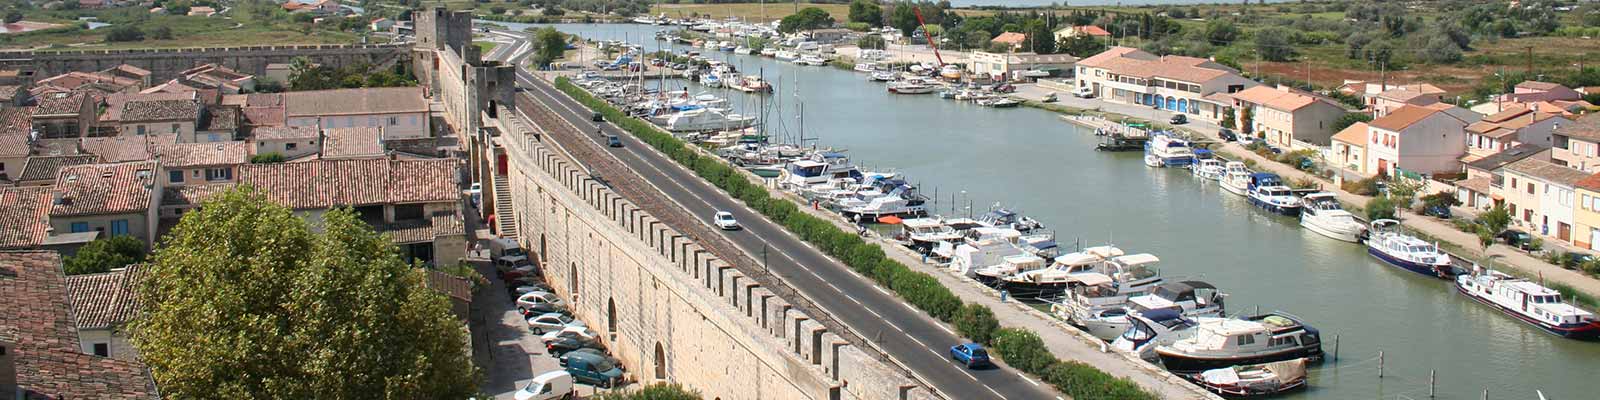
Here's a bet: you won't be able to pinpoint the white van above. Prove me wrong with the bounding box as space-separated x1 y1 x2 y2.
513 370 574 400
1073 86 1096 99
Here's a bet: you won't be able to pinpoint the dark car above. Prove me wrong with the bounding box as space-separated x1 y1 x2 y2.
546 336 604 356
606 135 623 147
591 112 604 122
1566 253 1595 269
1170 114 1188 125
1219 128 1238 142
562 351 624 388
948 343 990 368
1424 204 1453 219
1498 229 1535 250
520 303 569 318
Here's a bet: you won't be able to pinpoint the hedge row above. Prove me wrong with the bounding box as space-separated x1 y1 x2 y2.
554 77 1159 400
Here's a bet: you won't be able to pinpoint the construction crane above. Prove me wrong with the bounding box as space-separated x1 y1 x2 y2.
913 7 945 69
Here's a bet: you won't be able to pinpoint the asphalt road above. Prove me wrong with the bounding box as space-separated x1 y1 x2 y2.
513 72 1059 400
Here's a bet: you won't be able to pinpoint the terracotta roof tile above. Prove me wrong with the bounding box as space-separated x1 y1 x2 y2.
1331 122 1369 145
19 154 102 182
1467 144 1548 172
153 141 248 168
0 132 30 158
1555 112 1600 142
102 92 197 122
991 31 1026 44
63 264 147 329
241 106 287 127
1075 46 1149 68
1370 104 1445 131
121 98 200 122
0 187 52 248
200 105 240 132
0 251 160 399
1231 85 1333 112
378 212 463 244
322 126 384 159
1505 157 1591 186
34 92 86 116
0 106 33 136
51 161 158 216
282 87 427 117
80 136 155 162
252 126 318 140
238 158 459 210
160 182 235 206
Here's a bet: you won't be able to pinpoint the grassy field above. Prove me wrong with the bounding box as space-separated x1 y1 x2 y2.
650 3 850 23
474 41 498 54
3 7 360 50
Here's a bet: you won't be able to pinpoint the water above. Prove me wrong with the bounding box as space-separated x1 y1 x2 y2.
944 0 1294 7
503 22 1598 400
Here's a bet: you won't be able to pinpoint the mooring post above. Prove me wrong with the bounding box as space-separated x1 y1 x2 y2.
1429 369 1436 398
1333 334 1340 362
1378 351 1384 378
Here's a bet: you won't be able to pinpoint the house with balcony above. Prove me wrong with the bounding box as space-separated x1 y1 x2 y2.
47 161 162 249
1227 84 1350 148
153 141 248 189
238 158 464 266
1074 47 1255 124
1363 103 1476 178
1455 144 1549 211
1463 104 1567 163
1501 157 1591 244
1551 113 1600 173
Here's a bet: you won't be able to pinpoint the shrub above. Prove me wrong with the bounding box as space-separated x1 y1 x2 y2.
991 328 1054 374
1342 176 1380 196
64 235 146 275
954 304 999 345
1366 196 1398 221
250 152 285 164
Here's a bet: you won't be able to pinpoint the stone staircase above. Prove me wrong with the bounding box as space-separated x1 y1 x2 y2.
492 174 517 239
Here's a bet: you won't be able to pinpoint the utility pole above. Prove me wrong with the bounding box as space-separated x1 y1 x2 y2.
1527 46 1535 76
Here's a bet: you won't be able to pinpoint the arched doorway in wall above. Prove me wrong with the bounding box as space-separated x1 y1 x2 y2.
568 262 578 296
654 342 667 380
606 298 617 334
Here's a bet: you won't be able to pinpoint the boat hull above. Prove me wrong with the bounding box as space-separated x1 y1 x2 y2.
1248 196 1301 217
996 280 1069 301
1367 247 1454 279
1081 317 1133 342
1455 282 1600 339
1221 181 1249 196
1157 347 1323 373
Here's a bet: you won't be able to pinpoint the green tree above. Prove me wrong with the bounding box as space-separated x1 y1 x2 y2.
953 304 999 344
1332 113 1373 132
1481 203 1512 234
1203 19 1239 45
1057 33 1105 57
4 10 22 24
1419 34 1462 64
533 26 567 68
250 152 285 163
105 25 145 42
149 25 174 40
590 383 701 400
848 0 883 27
890 2 919 37
1024 19 1056 54
779 7 835 33
857 34 886 50
131 187 476 399
1366 196 1398 221
1477 226 1495 250
1254 27 1294 62
64 235 146 275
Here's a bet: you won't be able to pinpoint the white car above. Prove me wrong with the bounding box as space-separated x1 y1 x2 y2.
713 211 740 230
540 326 600 344
513 370 575 400
526 312 587 334
1073 86 1095 98
516 291 564 311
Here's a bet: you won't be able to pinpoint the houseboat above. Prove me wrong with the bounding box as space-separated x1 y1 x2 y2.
1299 192 1365 243
1456 268 1600 339
1155 312 1324 372
1246 173 1301 216
1143 133 1197 168
1191 158 1225 181
1219 162 1251 196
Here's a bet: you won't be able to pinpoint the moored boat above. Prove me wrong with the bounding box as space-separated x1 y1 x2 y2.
1111 308 1200 359
1366 219 1458 279
1155 312 1324 373
1187 358 1309 397
1246 173 1300 216
1298 192 1365 242
1191 159 1225 181
1220 162 1251 196
1144 133 1197 168
1456 268 1600 339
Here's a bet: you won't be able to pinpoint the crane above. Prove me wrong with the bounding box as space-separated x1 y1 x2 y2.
912 6 945 69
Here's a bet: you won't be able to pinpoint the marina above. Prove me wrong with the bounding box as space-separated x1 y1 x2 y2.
512 22 1600 400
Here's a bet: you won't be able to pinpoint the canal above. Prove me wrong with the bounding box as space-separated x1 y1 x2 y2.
497 22 1596 399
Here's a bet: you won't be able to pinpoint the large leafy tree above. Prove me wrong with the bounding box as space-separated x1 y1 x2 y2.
534 26 567 68
778 7 835 33
848 0 882 27
64 235 146 275
131 187 476 399
1023 19 1056 54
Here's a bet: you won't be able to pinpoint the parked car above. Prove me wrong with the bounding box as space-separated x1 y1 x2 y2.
516 291 564 312
512 370 575 400
591 112 604 122
527 312 587 334
713 211 740 230
559 348 610 365
1497 229 1535 250
1566 253 1595 269
1424 204 1453 219
546 335 605 356
512 282 555 295
949 343 990 368
606 135 623 147
1218 128 1238 142
1072 86 1095 98
519 302 568 318
1170 114 1188 125
562 351 625 388
541 326 600 344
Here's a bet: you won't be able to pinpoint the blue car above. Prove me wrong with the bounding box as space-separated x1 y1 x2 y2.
949 343 990 368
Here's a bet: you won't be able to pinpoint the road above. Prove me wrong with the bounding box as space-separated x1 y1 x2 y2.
512 71 1059 400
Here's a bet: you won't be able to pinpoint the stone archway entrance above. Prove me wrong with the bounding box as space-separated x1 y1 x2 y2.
654 342 667 380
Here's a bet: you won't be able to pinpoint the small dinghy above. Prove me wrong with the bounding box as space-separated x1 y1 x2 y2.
1189 358 1308 397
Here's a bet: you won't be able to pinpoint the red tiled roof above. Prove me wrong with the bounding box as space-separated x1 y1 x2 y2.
282 87 427 117
1370 104 1446 132
0 251 159 399
1231 85 1331 112
991 32 1026 45
20 154 102 182
154 141 248 168
252 126 318 140
80 136 155 162
160 182 235 207
51 161 158 217
34 92 87 116
378 212 463 244
63 264 147 329
238 158 460 210
0 187 52 248
0 132 30 158
322 126 384 159
0 106 34 136
1073 25 1110 36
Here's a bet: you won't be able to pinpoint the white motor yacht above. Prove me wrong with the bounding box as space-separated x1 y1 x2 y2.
774 50 799 61
950 237 1029 278
1111 309 1200 360
973 253 1048 285
1082 281 1226 342
661 108 757 132
900 218 963 253
1192 159 1225 181
1219 162 1251 196
854 62 878 73
1155 313 1324 372
1298 192 1365 242
1246 173 1300 216
1366 219 1456 279
1144 133 1196 168
999 246 1141 300
796 54 828 66
870 70 898 82
759 48 778 57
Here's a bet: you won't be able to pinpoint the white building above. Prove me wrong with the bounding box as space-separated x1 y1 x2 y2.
1073 47 1256 124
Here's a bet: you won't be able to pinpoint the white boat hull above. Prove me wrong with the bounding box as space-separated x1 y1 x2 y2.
1221 180 1249 196
1301 218 1363 243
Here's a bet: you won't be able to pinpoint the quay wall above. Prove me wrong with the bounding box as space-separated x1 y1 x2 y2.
491 107 935 400
0 44 411 81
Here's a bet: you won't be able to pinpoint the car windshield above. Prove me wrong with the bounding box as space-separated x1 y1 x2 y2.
557 315 573 324
593 358 617 371
970 348 988 357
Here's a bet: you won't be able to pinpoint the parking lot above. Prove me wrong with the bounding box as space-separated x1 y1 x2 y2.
472 243 634 399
